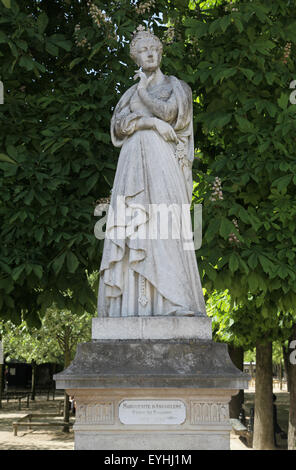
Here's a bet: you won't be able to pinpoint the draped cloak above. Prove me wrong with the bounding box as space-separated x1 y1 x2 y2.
97 75 206 317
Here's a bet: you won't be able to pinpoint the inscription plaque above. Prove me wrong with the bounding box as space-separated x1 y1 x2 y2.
119 400 186 425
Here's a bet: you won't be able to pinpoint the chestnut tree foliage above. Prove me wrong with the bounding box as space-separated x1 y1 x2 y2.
0 0 174 325
0 0 296 338
187 1 296 322
0 309 92 367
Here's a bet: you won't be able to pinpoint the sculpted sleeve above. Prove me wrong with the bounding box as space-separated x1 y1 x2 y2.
110 84 141 148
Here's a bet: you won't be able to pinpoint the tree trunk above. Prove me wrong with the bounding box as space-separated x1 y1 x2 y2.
228 345 244 419
31 361 37 401
288 324 296 450
253 341 275 450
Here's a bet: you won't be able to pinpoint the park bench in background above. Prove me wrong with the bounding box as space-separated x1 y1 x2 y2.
12 413 73 436
2 392 30 410
34 384 56 400
230 418 253 448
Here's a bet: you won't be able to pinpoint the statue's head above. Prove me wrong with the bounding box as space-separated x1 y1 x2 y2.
130 27 163 72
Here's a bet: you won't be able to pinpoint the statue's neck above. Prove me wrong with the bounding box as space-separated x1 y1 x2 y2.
144 68 164 87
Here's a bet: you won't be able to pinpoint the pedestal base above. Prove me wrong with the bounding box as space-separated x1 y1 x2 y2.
54 333 249 450
67 388 235 450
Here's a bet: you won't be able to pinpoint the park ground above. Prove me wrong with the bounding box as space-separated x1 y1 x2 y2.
0 390 290 450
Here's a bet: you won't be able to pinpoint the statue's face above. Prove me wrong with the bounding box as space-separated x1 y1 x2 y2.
135 38 162 72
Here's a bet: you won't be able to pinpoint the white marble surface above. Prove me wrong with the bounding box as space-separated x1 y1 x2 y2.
74 431 231 450
92 316 212 340
97 28 206 318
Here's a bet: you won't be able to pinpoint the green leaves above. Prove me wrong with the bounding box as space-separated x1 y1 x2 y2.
229 253 239 273
197 111 232 129
19 56 36 71
239 67 254 81
45 40 59 56
69 57 84 70
88 43 103 60
32 265 43 280
37 12 48 34
0 153 17 164
49 34 72 51
234 18 244 34
192 0 296 345
277 93 289 110
0 31 8 43
205 217 220 242
271 175 293 191
52 253 66 276
249 39 275 55
248 253 258 270
219 218 236 239
11 265 25 281
0 309 92 367
220 15 232 33
1 0 11 8
67 252 79 274
258 255 274 275
251 3 270 23
0 0 167 324
213 67 237 84
235 115 255 133
184 19 208 38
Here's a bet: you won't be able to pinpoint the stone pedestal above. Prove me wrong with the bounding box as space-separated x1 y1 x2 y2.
91 316 212 341
54 317 249 450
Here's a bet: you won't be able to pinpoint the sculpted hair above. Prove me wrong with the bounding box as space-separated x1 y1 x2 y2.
130 31 163 63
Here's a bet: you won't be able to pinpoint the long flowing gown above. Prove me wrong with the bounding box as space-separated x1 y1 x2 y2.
97 75 206 317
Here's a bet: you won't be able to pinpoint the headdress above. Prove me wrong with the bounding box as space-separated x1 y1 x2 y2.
130 25 163 62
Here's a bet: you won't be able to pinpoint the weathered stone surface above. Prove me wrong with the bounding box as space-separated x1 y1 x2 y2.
73 430 231 451
54 339 249 450
92 316 212 341
54 339 249 390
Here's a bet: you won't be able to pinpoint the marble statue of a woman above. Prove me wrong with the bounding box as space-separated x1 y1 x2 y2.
97 28 206 318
